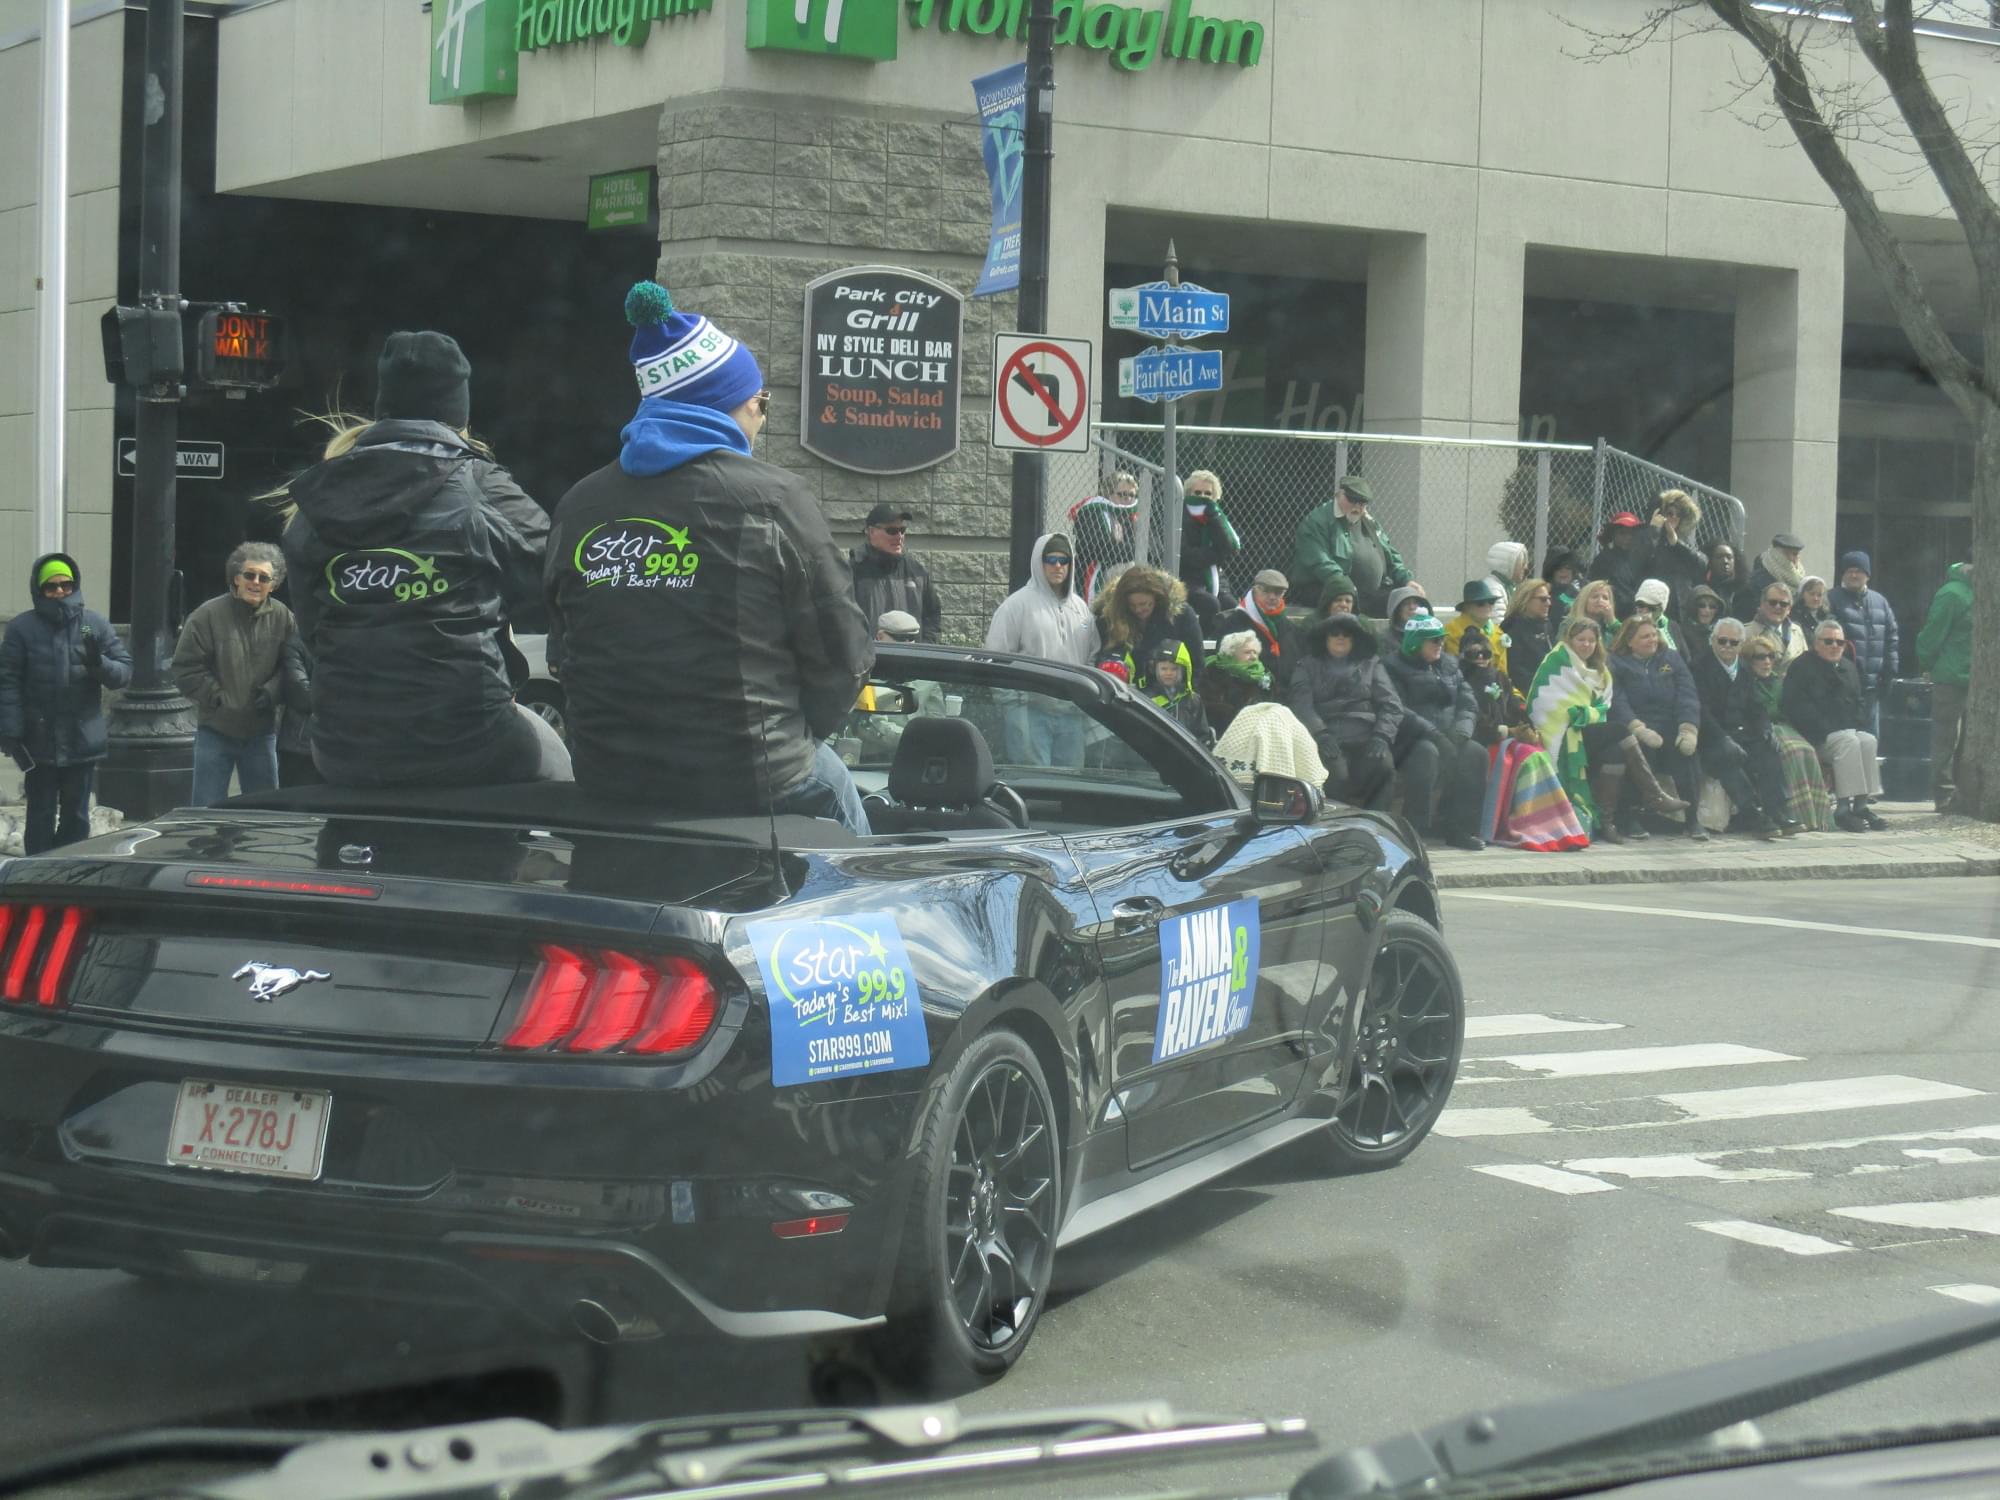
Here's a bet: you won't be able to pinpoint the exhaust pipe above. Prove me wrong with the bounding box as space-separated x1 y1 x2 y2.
570 1290 656 1344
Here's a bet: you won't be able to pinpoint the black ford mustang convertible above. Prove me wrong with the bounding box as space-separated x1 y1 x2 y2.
0 646 1463 1385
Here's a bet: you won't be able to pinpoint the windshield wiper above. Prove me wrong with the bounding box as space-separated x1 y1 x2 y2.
1292 1300 2000 1500
36 1403 1311 1500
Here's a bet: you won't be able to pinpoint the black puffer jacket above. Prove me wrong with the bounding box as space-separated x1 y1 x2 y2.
545 451 874 810
847 544 941 642
282 421 548 785
1285 615 1404 749
0 552 133 766
1502 611 1554 696
1781 649 1866 747
1384 649 1476 742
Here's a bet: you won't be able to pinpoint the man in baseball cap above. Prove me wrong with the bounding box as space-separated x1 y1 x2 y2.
849 503 941 644
1289 474 1413 616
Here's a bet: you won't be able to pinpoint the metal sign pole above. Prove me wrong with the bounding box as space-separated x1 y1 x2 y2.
1160 240 1180 580
33 0 68 557
1009 0 1055 589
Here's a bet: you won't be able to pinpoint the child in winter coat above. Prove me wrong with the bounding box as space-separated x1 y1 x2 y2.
1147 641 1213 747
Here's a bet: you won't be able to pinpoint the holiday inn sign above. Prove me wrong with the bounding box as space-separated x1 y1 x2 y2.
431 0 1262 102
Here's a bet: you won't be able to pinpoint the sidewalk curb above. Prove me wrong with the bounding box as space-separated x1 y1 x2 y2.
1435 853 2000 890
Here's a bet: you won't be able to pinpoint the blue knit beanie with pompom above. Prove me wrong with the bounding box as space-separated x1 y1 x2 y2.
624 280 765 412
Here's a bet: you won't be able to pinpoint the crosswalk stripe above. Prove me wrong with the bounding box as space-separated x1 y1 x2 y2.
1465 1014 1625 1040
1691 1220 1854 1255
1435 1075 1984 1139
1932 1284 2000 1306
1472 1164 1619 1194
1457 1043 1798 1083
1830 1196 2000 1236
1557 1123 2000 1183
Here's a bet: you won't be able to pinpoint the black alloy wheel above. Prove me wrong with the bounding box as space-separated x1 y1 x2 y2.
876 1029 1060 1388
1323 911 1464 1172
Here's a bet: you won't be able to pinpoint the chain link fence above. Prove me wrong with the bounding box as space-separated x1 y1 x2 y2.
1041 424 1746 608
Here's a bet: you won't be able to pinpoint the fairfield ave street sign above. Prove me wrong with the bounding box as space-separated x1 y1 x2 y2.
1119 345 1223 403
1108 281 1229 338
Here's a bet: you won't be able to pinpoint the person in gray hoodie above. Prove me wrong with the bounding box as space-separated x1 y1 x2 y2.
986 531 1099 767
1284 612 1403 808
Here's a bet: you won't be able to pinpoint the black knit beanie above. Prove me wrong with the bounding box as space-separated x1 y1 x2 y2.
376 331 471 428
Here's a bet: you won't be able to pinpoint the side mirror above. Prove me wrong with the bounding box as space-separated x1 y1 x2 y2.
1251 773 1322 825
854 683 919 715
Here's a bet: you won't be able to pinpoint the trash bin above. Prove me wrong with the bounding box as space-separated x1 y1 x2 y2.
1879 677 1931 801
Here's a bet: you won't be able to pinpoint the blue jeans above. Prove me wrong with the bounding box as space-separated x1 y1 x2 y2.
193 725 279 806
1003 701 1085 768
771 739 870 836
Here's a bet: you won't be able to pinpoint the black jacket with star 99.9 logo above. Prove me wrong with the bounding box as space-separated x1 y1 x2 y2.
544 450 874 810
282 420 549 785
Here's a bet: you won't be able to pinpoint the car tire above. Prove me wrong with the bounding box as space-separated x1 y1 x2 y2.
873 1028 1061 1391
518 685 568 744
1319 910 1465 1174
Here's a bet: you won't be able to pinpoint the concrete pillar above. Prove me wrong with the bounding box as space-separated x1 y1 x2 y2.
1730 265 1841 559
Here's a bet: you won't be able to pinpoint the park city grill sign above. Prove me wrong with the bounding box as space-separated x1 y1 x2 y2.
802 266 962 475
431 0 1261 102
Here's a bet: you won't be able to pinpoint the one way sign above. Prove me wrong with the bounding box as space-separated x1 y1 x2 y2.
116 438 225 480
991 332 1093 454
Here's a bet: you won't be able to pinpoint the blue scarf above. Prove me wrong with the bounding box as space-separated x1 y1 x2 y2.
620 397 751 476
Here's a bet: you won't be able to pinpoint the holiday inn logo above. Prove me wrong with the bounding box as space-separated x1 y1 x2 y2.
431 0 714 103
746 0 901 60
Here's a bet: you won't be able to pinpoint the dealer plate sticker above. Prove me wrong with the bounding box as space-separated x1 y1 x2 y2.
1154 900 1261 1064
749 913 930 1087
166 1079 331 1181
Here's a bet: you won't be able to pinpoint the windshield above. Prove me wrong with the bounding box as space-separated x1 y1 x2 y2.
5 1 2000 1495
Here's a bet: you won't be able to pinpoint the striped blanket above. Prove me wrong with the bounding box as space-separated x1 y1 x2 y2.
1481 737 1590 851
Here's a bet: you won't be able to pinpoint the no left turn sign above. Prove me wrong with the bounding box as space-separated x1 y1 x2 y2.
991 332 1093 454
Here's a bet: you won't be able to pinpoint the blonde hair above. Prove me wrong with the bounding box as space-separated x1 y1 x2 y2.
1656 488 1702 527
1186 468 1221 500
1508 577 1551 617
258 410 496 525
1573 578 1617 623
1559 612 1609 672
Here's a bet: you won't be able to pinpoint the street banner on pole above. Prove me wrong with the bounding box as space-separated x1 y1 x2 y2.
972 62 1027 297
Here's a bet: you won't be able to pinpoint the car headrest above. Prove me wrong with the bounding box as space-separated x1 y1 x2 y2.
888 716 996 809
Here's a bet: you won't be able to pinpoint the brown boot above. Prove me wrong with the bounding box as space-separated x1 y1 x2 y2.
1589 765 1627 843
1624 742 1689 817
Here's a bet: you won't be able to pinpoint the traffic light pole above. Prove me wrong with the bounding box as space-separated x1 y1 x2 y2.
99 0 195 820
1008 0 1054 590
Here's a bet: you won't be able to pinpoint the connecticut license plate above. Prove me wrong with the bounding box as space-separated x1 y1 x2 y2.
166 1079 331 1181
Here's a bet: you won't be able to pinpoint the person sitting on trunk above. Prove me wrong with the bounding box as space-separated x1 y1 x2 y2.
1384 615 1488 851
546 283 872 830
1146 640 1213 747
171 542 295 806
1094 564 1205 696
283 332 568 788
1608 615 1705 841
1285 612 1403 809
1782 619 1888 832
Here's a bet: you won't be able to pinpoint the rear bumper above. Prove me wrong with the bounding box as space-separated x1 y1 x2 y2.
0 1018 923 1339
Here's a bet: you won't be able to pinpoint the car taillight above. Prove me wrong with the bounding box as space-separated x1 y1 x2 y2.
502 945 718 1057
0 903 92 1008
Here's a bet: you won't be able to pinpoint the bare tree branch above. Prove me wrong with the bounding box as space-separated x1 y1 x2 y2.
1847 0 2000 302
1707 0 1988 422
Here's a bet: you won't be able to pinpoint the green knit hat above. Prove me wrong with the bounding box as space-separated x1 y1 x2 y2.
1401 614 1446 658
35 558 74 589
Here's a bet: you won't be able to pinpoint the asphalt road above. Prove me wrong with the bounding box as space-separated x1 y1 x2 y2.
5 876 2000 1497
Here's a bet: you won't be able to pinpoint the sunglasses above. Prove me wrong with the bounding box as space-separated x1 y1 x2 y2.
1462 649 1491 660
874 525 907 536
754 390 771 416
239 570 274 584
1744 652 1776 662
1764 597 1791 608
1042 555 1072 567
39 579 75 595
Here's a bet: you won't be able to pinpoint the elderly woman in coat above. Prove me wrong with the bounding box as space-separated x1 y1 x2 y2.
1782 619 1889 832
1608 615 1704 840
1691 617 1793 840
1740 629 1834 831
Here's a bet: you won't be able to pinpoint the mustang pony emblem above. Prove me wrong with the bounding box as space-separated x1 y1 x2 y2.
232 962 331 1002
